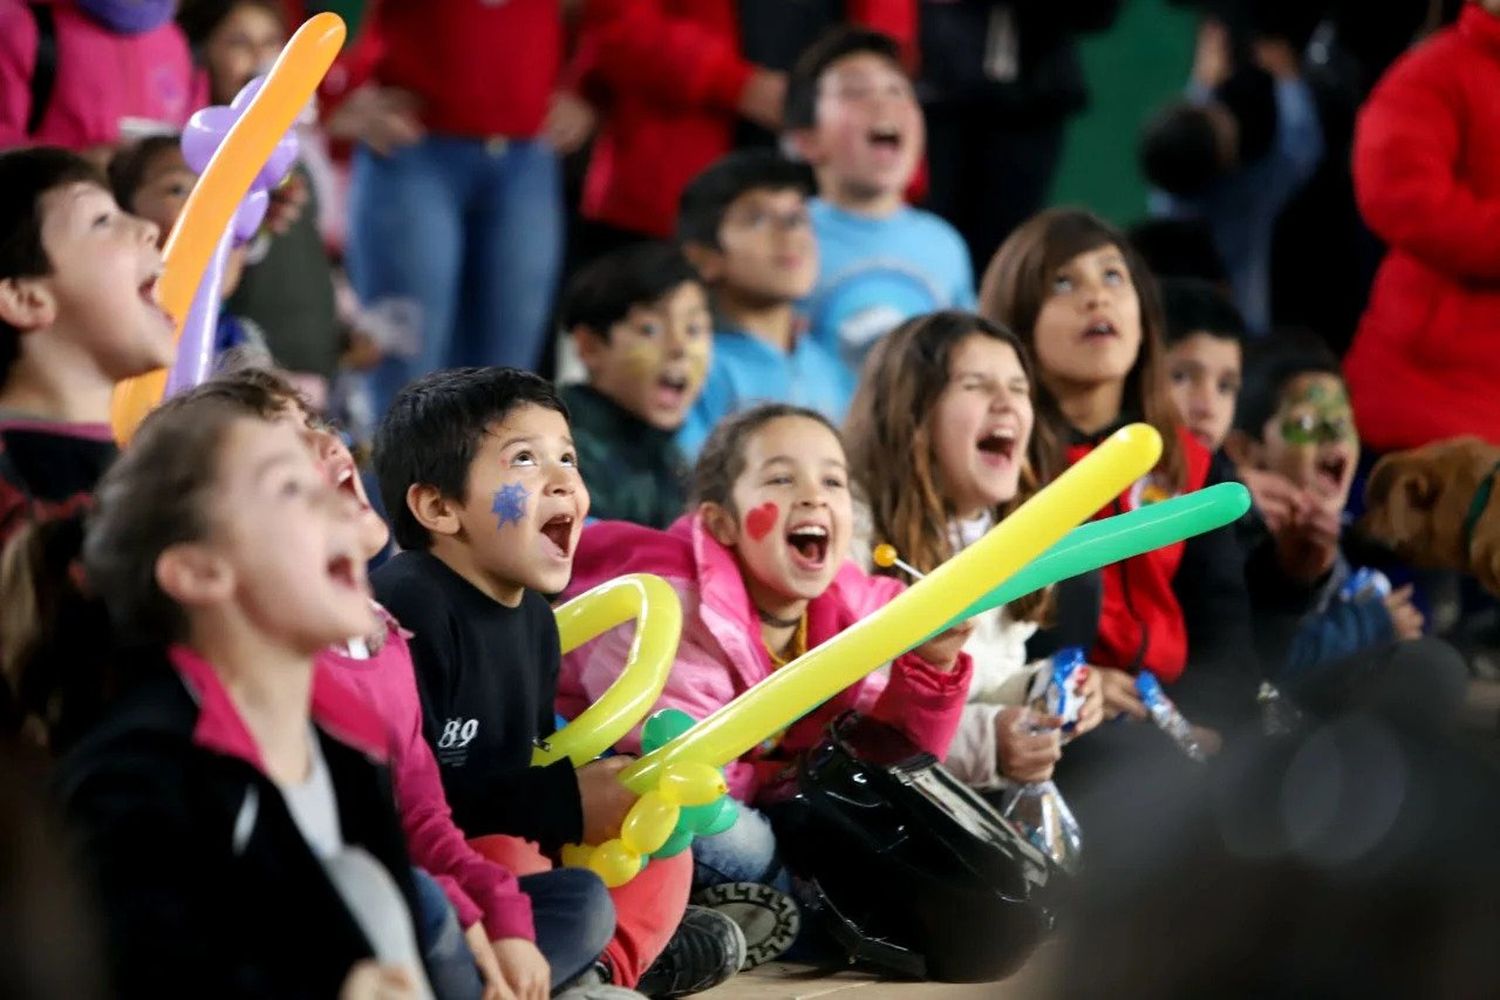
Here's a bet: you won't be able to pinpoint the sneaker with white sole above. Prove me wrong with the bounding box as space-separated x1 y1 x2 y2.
636 905 747 998
691 881 800 971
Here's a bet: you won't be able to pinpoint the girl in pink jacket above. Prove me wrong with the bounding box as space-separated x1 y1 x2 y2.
560 404 973 898
0 0 206 156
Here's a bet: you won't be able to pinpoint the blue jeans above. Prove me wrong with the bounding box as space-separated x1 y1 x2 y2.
347 135 563 415
411 866 614 997
690 804 792 894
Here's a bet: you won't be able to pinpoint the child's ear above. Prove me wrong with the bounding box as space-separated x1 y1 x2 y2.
155 543 233 609
0 276 57 333
785 128 823 166
700 501 739 548
407 484 463 539
1223 429 1261 472
682 242 727 285
572 326 607 369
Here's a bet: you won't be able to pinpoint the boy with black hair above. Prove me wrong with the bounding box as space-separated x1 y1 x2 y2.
1142 19 1323 334
1162 276 1249 454
0 146 175 547
676 149 847 460
1226 333 1423 694
783 27 975 377
560 243 712 528
371 367 746 997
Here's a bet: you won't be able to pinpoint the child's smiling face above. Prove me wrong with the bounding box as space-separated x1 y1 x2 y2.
576 280 712 431
1260 372 1360 505
801 52 923 205
929 334 1035 520
709 415 853 610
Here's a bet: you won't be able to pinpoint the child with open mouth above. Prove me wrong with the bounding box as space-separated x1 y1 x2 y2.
559 403 974 967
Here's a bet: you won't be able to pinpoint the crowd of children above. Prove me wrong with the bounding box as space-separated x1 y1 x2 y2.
2 3 1499 997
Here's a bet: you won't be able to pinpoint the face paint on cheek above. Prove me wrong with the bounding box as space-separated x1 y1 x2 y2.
683 338 711 392
620 340 666 381
491 482 532 528
745 502 779 541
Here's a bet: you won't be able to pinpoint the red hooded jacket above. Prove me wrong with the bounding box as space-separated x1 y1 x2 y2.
576 0 914 238
1344 5 1500 451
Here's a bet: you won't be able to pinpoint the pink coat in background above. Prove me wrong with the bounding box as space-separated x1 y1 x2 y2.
0 0 206 151
320 609 536 942
559 515 972 803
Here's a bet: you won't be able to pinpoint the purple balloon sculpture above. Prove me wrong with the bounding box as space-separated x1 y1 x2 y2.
164 76 298 397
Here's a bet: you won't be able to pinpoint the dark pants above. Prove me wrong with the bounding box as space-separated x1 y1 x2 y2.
923 102 1068 272
412 866 615 998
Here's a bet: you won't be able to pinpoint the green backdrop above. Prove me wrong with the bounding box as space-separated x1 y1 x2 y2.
1047 0 1197 225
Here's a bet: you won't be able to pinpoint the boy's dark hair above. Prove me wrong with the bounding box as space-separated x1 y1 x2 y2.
1161 278 1248 348
677 151 814 249
1234 329 1344 437
690 402 840 513
0 147 108 388
1140 103 1224 198
107 135 183 213
374 367 569 552
164 364 305 421
784 26 906 132
558 242 701 338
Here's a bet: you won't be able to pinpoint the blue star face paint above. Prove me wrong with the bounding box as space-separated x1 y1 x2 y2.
492 482 531 528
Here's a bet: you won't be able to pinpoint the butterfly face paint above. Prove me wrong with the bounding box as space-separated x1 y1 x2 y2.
1263 372 1360 505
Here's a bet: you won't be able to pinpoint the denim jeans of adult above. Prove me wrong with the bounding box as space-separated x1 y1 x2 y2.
347 135 563 416
411 865 614 997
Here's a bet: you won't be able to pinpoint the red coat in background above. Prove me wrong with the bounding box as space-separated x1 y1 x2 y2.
576 0 914 239
1344 4 1500 451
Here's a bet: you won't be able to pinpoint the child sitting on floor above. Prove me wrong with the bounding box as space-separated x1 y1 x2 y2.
559 403 974 960
559 243 711 528
843 310 1105 795
55 395 429 996
0 147 175 549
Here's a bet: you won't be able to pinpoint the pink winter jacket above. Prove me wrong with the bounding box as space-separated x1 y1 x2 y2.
559 515 973 803
0 0 206 151
320 608 535 942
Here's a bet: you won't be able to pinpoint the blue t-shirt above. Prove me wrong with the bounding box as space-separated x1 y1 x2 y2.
802 198 976 376
676 326 854 461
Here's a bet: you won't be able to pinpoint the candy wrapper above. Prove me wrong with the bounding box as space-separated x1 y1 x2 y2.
1339 566 1392 605
1136 671 1208 762
1002 649 1088 873
1258 680 1303 736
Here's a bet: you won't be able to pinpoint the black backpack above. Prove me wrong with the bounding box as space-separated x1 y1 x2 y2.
761 713 1062 983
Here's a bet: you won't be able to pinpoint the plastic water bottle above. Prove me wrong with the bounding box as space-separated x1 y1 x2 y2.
1136 672 1208 762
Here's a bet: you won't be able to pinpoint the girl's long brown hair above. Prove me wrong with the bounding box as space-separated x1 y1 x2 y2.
978 208 1187 491
845 310 1055 623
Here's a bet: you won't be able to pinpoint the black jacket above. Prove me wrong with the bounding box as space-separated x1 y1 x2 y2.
55 655 425 999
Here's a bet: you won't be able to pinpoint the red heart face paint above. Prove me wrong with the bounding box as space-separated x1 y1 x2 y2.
745 502 779 541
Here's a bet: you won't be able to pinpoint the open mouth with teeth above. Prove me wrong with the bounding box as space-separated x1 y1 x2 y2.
540 513 576 558
1081 319 1119 341
785 523 830 571
333 463 368 510
976 430 1018 468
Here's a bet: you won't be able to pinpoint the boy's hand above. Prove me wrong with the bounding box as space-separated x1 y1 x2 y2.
463 923 508 1000
994 708 1062 784
543 90 596 155
265 171 310 236
1189 725 1223 756
1072 666 1106 738
1274 501 1342 583
1383 584 1425 639
1242 467 1306 532
1098 667 1148 721
493 937 551 1000
577 756 638 845
913 619 976 671
339 961 419 1000
738 68 788 130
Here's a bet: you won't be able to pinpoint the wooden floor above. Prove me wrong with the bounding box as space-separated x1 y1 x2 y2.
699 950 1058 999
